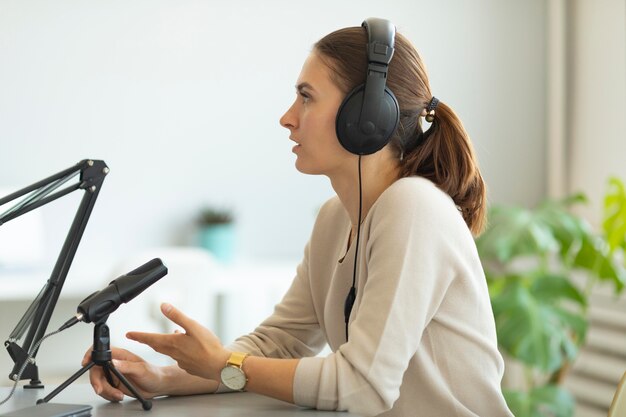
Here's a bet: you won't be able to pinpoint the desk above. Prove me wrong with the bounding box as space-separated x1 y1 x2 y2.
0 384 360 416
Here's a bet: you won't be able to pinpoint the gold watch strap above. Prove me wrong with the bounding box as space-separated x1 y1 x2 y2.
227 352 249 368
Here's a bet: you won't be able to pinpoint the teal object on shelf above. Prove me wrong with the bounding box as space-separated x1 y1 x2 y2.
198 224 236 263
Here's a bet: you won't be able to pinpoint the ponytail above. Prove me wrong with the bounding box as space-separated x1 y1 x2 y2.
400 101 487 236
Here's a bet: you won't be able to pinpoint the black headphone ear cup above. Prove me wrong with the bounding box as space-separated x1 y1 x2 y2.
336 84 400 155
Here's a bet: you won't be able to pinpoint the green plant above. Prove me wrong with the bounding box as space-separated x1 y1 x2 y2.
198 207 234 226
476 177 626 417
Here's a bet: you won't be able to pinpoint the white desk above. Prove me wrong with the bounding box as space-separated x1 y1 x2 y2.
0 384 361 416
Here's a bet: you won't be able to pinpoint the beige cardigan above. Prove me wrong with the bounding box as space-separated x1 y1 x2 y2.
226 177 513 417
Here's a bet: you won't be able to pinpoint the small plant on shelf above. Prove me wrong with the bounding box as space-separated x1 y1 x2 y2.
197 206 236 263
198 207 234 226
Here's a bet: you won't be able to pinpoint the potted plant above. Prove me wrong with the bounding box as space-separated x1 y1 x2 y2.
197 206 236 263
476 177 626 416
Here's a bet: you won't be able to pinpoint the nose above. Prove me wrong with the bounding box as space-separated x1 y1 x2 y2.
280 100 298 130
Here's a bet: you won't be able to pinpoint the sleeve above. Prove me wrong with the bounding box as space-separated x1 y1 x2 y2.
225 239 327 359
292 182 463 416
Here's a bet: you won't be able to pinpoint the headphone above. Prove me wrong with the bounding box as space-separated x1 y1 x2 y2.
339 18 399 341
335 18 400 155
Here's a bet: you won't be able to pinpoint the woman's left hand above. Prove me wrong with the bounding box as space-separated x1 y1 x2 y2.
126 303 230 381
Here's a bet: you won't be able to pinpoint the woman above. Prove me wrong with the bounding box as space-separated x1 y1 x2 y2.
85 18 513 417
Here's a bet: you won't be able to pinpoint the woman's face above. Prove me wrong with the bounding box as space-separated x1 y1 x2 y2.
280 52 354 176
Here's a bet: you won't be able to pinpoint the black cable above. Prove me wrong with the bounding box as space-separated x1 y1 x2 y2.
345 155 363 341
0 315 81 407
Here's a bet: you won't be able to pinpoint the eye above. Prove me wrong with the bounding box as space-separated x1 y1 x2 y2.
298 91 311 104
297 90 311 104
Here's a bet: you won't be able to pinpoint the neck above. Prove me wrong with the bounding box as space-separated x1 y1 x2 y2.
329 149 401 229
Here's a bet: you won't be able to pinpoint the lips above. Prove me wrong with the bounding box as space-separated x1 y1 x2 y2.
290 136 301 154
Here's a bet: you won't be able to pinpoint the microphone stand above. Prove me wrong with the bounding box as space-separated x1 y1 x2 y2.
37 316 152 410
0 159 108 388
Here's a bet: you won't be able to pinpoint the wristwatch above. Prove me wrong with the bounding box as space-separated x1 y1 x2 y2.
220 352 249 391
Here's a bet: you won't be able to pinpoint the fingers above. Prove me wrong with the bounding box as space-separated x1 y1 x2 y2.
84 346 143 367
84 346 144 403
159 303 198 334
81 347 92 367
89 365 125 402
112 359 154 396
126 331 175 355
126 331 189 361
112 358 144 379
110 347 145 363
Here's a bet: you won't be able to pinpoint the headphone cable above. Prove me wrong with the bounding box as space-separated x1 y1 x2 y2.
345 155 363 341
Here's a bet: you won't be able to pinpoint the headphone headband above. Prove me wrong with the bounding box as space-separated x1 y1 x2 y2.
362 18 395 65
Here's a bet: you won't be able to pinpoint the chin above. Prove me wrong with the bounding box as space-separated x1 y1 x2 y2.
294 159 324 176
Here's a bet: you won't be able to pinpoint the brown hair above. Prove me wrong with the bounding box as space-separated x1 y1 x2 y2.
314 27 487 235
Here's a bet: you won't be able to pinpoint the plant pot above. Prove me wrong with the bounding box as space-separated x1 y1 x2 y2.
198 223 236 263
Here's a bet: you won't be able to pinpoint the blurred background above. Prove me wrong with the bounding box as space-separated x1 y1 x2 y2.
0 1 625 416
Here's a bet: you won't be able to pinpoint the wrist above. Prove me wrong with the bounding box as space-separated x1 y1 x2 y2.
157 365 180 396
161 364 220 396
219 351 250 391
214 349 232 380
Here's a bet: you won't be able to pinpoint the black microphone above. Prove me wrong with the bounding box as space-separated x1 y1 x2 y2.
59 258 168 329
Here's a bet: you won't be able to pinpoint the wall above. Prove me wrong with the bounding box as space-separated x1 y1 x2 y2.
565 1 626 416
568 0 626 219
0 0 547 269
0 0 548 386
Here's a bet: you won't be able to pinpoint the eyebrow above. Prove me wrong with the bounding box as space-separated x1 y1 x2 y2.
296 82 315 93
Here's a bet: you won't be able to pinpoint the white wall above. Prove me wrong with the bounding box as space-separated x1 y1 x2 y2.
565 3 626 415
568 0 626 221
0 0 549 386
0 0 547 270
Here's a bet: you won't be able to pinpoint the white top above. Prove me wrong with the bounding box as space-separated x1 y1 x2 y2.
226 177 513 417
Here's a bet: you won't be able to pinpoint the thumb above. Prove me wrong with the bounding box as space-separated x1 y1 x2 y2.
81 347 93 366
160 303 195 333
112 359 143 377
160 302 174 315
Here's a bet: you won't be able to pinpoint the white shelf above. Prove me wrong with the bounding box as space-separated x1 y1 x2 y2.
0 259 299 301
0 270 99 301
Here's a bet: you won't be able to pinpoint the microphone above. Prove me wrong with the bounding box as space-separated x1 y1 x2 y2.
60 258 168 329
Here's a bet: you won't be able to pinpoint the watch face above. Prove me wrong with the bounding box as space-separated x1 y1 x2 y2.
221 365 246 390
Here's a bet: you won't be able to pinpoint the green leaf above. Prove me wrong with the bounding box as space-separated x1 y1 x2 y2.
603 177 626 254
533 200 590 261
560 192 588 207
478 195 591 266
571 235 626 292
530 272 586 307
504 385 575 417
490 274 588 371
477 206 559 263
480 192 626 293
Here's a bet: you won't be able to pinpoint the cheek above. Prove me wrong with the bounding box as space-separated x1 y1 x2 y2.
322 113 351 154
315 109 340 143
